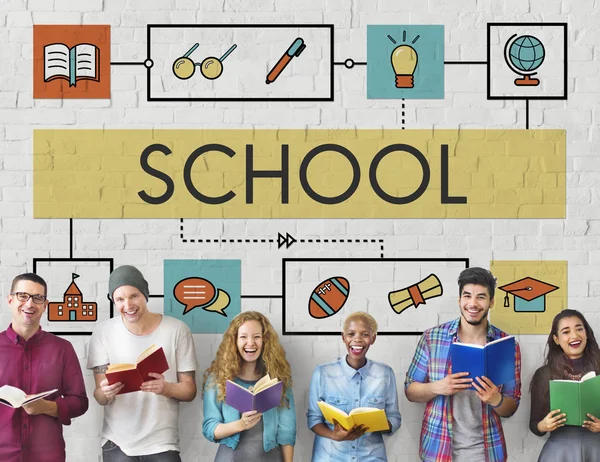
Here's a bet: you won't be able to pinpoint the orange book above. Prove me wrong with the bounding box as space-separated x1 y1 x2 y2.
105 345 169 394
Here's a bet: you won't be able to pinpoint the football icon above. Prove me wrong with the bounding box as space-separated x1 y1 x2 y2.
308 276 350 319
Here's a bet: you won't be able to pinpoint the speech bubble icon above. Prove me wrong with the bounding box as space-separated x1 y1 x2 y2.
174 277 216 315
202 289 230 317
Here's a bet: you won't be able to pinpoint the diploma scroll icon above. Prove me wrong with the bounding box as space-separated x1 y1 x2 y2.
266 37 306 84
388 274 443 314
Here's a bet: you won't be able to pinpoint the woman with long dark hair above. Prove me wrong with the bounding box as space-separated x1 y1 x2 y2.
530 309 600 461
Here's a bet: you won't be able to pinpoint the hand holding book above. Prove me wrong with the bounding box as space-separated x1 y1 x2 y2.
582 413 600 433
538 409 567 433
330 419 368 441
225 374 283 413
550 371 600 426
105 345 169 395
0 385 58 409
239 410 263 431
318 401 390 433
433 372 473 396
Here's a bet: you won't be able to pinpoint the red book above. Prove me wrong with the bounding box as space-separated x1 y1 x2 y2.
105 345 169 394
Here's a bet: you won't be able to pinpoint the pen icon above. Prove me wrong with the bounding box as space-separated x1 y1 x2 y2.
266 37 306 85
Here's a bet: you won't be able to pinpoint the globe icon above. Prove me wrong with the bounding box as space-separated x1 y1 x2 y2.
504 34 545 86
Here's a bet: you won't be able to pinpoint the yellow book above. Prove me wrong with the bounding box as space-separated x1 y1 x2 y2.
317 401 389 432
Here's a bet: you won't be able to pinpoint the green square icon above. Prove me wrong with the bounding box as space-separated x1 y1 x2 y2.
367 25 444 99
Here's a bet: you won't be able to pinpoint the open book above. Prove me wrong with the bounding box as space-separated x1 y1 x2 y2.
106 345 169 395
550 371 600 426
450 336 516 388
44 43 99 87
0 385 58 409
318 401 389 432
225 373 283 413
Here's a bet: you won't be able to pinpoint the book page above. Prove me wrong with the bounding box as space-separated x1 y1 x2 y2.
23 389 58 405
254 377 279 394
74 44 97 79
582 371 596 381
486 335 515 347
0 385 28 407
137 344 159 363
44 43 70 81
350 407 380 414
454 341 485 349
107 363 136 373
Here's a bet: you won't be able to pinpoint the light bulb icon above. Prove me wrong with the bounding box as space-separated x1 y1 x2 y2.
391 44 418 88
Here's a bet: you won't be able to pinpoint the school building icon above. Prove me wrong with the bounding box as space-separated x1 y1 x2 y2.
48 276 97 322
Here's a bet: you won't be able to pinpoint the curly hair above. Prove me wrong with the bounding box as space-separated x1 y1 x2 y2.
203 311 293 408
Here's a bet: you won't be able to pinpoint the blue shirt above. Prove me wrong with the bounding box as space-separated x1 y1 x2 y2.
202 376 296 452
307 357 402 462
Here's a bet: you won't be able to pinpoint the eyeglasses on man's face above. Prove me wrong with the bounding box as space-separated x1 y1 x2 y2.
10 292 47 304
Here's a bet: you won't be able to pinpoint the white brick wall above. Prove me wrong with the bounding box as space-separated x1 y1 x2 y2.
1 0 598 460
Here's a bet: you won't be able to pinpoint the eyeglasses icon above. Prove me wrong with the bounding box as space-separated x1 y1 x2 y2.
11 292 47 304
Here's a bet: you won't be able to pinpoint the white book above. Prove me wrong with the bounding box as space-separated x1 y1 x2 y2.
0 385 58 409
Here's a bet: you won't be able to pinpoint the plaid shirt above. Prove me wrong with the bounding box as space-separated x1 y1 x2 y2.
404 318 521 462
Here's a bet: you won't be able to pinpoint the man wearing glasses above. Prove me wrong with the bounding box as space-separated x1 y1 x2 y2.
0 273 88 462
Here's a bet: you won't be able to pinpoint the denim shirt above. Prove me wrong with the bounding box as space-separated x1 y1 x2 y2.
307 357 402 462
202 376 296 452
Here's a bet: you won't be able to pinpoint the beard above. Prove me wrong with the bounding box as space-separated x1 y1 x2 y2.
461 307 490 326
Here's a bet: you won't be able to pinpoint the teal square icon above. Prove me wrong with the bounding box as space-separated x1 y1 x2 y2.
164 259 241 333
367 25 444 99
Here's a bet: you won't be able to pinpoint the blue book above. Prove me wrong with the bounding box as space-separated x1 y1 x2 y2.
450 336 516 388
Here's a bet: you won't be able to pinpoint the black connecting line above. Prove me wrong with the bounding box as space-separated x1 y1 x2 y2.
110 61 146 66
69 218 73 259
444 61 487 65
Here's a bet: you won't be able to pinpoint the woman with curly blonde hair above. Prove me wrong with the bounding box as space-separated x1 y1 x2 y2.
202 311 296 461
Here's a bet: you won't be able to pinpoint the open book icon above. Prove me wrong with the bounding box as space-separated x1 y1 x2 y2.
318 401 389 432
44 42 99 87
106 344 169 395
550 371 600 426
225 374 283 413
0 385 58 409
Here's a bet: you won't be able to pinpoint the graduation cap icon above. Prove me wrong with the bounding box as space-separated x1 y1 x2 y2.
498 277 559 313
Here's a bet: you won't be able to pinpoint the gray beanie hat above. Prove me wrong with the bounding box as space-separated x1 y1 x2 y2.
108 265 149 301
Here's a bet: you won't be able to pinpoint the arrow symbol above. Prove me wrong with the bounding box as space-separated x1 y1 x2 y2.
277 232 297 249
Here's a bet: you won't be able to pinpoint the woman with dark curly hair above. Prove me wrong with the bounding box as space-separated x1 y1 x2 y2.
202 311 296 461
530 309 600 461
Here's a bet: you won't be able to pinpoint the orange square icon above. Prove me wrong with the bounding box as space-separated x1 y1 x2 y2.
33 25 111 99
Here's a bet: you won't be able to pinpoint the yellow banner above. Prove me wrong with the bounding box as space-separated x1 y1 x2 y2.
33 129 565 218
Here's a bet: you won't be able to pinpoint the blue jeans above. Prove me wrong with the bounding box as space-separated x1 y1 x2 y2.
102 440 181 462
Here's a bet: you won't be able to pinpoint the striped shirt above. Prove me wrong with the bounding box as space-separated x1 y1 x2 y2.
404 318 521 462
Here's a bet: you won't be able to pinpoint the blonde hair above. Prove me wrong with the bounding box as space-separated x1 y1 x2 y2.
343 311 378 335
203 311 292 407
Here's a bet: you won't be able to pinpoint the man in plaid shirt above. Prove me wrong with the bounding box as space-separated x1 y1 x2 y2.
405 267 521 462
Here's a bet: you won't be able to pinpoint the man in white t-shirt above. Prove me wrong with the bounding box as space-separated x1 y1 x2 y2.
87 265 198 462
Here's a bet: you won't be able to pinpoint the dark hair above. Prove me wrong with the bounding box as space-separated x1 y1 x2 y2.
546 309 600 375
11 273 48 296
530 309 600 397
457 267 496 300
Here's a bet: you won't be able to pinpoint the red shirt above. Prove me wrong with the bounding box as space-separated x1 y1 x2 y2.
0 325 88 462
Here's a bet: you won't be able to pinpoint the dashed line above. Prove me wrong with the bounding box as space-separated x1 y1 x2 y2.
182 238 275 243
180 219 276 244
298 237 385 258
402 98 405 130
180 219 385 257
